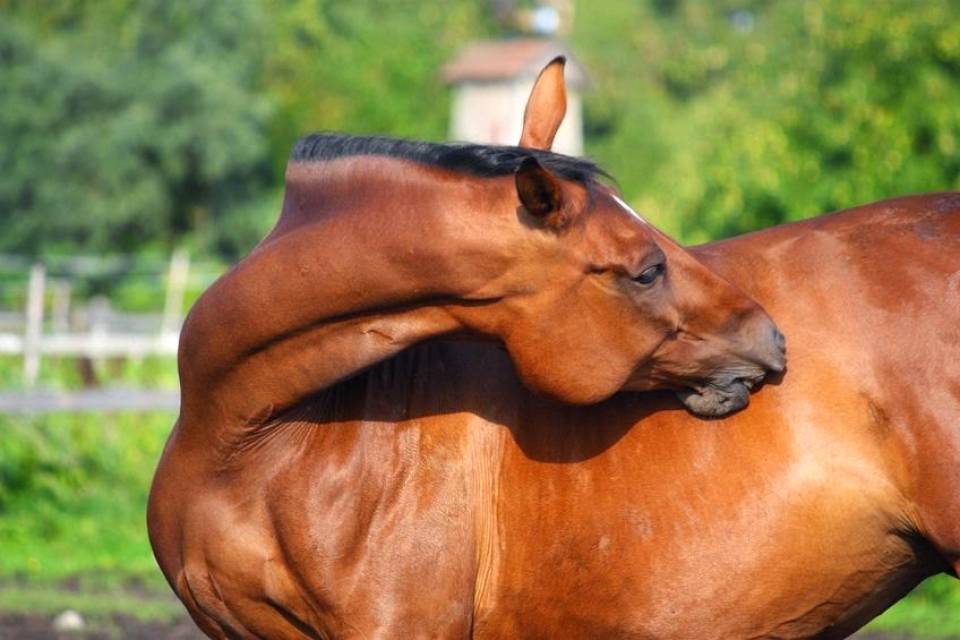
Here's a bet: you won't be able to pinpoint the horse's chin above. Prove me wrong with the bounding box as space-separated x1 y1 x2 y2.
675 380 751 418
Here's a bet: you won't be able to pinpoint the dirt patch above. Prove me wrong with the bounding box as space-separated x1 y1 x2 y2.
0 611 943 639
0 612 205 639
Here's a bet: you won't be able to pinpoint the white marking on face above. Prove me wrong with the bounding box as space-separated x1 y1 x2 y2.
611 194 649 225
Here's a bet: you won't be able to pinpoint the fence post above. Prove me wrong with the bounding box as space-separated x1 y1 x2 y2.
23 263 46 387
161 249 190 336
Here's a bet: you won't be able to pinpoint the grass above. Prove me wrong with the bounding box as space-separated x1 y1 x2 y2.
868 576 960 637
0 354 177 603
0 408 174 588
0 354 178 391
0 356 958 634
0 399 183 627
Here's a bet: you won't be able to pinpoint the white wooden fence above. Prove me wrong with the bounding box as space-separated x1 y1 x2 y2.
0 388 179 413
0 251 221 412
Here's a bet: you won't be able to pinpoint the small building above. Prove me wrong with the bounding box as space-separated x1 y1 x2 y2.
442 39 588 156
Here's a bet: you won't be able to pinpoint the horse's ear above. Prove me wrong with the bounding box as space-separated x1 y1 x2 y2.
516 157 565 227
519 56 567 150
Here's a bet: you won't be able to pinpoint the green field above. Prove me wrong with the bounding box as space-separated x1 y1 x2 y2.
0 356 183 632
0 356 958 636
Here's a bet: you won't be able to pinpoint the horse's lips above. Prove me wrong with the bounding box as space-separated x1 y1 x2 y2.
675 379 752 418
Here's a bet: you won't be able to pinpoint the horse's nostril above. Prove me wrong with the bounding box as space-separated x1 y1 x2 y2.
768 353 786 374
757 325 787 374
772 328 786 351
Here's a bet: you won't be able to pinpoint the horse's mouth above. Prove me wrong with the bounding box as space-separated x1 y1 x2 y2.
675 373 766 418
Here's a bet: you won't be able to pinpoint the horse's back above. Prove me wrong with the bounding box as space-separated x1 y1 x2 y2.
700 192 960 286
698 191 960 588
695 192 960 359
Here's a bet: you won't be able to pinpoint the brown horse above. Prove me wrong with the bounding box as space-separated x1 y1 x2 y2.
149 59 959 638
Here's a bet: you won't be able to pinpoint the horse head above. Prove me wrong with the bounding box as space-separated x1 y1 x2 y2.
203 58 785 420
446 57 785 416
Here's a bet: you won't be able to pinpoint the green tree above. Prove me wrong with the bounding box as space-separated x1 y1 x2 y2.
260 0 494 174
7 0 960 255
574 0 960 242
0 0 272 257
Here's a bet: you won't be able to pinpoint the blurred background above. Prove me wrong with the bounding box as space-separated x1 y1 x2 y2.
1 0 959 637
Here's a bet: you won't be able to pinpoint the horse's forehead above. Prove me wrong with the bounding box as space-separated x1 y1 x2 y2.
579 192 659 263
609 194 650 226
585 191 653 244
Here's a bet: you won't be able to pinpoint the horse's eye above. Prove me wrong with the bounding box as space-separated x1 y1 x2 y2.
632 263 665 286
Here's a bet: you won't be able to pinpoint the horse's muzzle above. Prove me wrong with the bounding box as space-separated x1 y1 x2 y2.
676 380 753 417
676 321 787 418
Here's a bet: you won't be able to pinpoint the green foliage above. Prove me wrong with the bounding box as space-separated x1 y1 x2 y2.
0 356 176 590
575 0 960 241
0 0 493 259
0 409 174 585
0 355 177 392
3 0 960 254
869 575 960 636
260 0 494 172
0 0 272 257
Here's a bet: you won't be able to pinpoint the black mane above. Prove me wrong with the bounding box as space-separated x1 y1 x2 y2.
291 133 607 185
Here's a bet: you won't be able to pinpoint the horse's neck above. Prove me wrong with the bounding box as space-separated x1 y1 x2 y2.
179 159 514 425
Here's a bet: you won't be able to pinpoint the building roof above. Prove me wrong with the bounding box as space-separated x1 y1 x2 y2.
441 38 587 86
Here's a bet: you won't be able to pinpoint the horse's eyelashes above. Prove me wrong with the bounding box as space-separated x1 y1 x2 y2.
632 263 665 286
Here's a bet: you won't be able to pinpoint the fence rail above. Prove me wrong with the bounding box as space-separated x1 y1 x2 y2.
0 331 179 358
0 251 207 410
0 389 179 413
